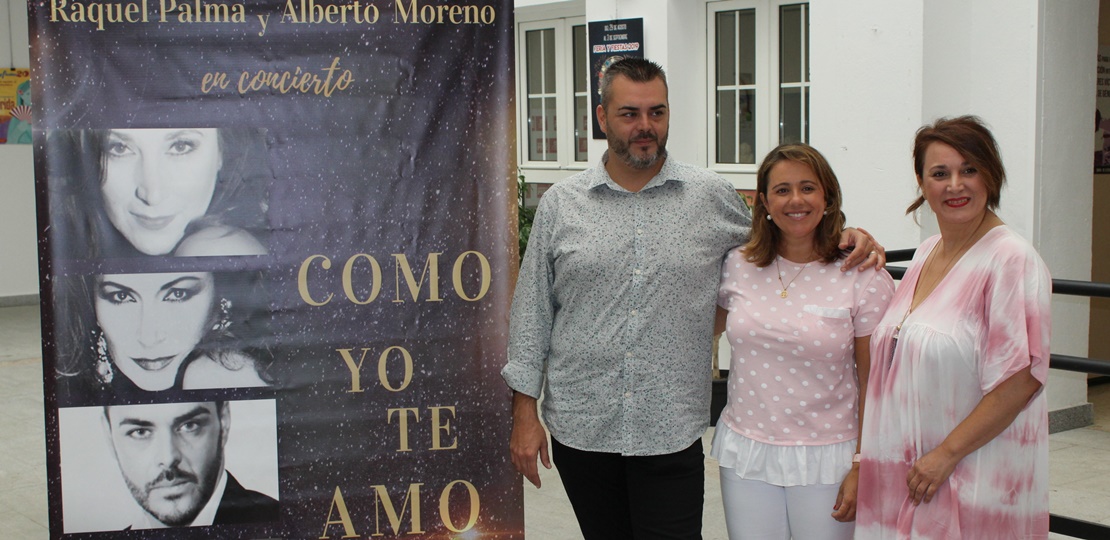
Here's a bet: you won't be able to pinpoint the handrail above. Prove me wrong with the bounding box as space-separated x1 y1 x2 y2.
882 245 1109 539
1051 516 1110 540
1052 354 1110 377
885 248 1110 298
885 248 917 262
1054 279 1110 299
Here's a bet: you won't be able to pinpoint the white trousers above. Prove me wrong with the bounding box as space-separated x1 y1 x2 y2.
718 467 855 540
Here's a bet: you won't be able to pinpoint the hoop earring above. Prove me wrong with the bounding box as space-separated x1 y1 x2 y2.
213 298 232 332
94 329 114 384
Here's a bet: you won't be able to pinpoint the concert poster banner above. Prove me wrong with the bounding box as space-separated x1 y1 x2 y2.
587 17 643 140
28 1 521 538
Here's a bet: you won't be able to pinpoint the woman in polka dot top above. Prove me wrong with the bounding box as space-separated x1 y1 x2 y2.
712 143 894 539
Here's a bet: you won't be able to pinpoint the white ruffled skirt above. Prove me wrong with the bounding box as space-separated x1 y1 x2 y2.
710 425 856 487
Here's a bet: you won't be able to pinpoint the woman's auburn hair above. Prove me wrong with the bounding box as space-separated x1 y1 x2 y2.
745 143 847 268
907 115 1005 215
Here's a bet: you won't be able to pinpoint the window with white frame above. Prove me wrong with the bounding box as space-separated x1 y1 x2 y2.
518 18 590 173
708 0 809 173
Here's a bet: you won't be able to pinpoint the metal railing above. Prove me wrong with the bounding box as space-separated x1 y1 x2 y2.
887 248 1110 539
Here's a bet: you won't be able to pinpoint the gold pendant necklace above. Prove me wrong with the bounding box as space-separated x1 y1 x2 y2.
774 256 809 299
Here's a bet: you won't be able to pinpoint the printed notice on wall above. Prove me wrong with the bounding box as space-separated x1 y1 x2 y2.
1095 46 1110 173
588 18 644 140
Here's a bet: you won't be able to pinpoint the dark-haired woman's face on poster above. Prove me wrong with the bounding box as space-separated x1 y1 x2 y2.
96 272 216 391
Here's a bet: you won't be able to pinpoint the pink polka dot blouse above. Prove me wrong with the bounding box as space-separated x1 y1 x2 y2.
716 248 894 446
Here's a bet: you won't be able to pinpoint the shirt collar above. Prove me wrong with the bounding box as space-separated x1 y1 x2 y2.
189 468 228 527
588 150 685 192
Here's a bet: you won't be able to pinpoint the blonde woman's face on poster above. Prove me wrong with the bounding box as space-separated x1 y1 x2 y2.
101 128 222 255
95 273 215 391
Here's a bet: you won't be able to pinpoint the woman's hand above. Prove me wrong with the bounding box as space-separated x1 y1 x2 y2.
839 227 885 271
904 366 1042 506
906 446 959 505
832 465 860 522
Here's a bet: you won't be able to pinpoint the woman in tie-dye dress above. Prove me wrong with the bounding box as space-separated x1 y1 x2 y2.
856 116 1051 539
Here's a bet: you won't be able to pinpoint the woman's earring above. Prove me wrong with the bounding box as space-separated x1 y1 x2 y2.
213 298 232 332
766 214 773 221
94 329 113 384
823 210 828 216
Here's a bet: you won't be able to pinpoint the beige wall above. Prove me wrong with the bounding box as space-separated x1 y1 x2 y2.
1092 0 1110 364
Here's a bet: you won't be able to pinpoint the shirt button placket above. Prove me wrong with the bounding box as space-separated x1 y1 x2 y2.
624 194 646 447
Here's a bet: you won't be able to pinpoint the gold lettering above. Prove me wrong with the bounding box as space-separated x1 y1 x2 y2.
451 251 491 301
371 484 424 536
392 0 415 22
50 0 71 22
299 255 334 306
159 0 175 21
393 252 442 303
387 408 419 452
320 487 360 539
236 57 353 97
393 0 494 24
282 0 301 22
336 348 372 393
438 480 480 533
428 406 457 451
201 72 230 93
378 346 413 392
343 254 383 304
337 345 413 393
86 2 105 30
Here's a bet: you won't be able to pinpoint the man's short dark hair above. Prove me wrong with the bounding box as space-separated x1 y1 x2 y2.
599 58 668 110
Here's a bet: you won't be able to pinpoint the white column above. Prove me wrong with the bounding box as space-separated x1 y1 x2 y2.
813 0 1096 423
1034 0 1098 424
809 0 926 250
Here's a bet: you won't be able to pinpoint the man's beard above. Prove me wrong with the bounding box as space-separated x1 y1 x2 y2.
610 129 668 170
126 462 220 527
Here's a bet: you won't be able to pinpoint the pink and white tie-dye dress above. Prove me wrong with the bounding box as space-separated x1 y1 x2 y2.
856 226 1051 539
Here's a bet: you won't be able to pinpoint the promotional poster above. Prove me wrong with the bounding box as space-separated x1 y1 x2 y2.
29 1 521 538
587 17 642 140
0 68 31 144
1097 45 1110 173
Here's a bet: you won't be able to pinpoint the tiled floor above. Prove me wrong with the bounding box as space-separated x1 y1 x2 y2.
1 303 1108 539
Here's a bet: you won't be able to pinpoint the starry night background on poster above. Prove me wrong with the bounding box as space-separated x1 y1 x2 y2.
28 0 521 538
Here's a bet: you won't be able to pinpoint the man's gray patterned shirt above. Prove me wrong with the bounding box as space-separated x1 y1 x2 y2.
502 154 752 456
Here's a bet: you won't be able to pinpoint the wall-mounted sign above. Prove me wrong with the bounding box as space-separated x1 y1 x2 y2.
588 18 645 140
1096 46 1110 174
0 68 31 144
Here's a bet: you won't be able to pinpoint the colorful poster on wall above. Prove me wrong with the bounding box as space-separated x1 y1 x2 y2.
1096 46 1110 173
0 68 32 144
28 1 521 538
588 18 644 139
